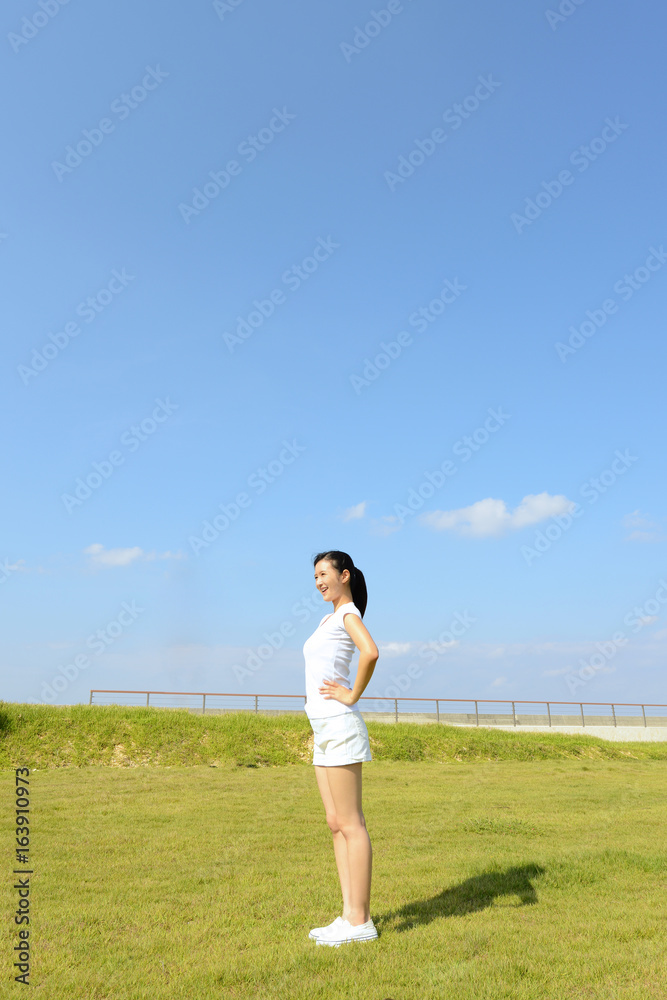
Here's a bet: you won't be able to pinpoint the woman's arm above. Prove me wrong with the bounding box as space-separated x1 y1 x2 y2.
319 613 379 707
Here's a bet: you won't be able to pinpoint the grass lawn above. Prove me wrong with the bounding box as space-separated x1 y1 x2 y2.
2 743 667 998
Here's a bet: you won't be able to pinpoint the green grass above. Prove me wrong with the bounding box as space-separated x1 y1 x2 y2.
2 705 667 997
1 757 666 998
3 701 667 770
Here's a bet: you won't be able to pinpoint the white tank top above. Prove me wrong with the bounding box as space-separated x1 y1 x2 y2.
303 602 362 719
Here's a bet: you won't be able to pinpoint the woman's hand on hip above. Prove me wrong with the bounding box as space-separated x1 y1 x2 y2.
319 680 357 706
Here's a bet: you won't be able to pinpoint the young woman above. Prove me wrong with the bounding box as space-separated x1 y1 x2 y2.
302 550 380 947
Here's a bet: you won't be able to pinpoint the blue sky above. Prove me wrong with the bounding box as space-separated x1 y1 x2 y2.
2 0 666 714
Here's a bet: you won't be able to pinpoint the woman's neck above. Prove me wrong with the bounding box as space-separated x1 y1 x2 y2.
331 594 353 613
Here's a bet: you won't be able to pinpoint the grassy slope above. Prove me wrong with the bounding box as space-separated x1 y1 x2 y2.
2 702 667 770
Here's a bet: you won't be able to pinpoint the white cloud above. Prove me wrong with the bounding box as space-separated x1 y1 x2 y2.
84 544 143 567
368 514 402 537
621 509 666 543
378 641 414 657
143 550 187 562
423 639 460 652
0 559 49 575
341 501 367 521
418 492 576 537
491 676 508 687
83 544 185 567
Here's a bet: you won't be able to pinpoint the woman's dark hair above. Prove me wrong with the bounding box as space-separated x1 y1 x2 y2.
312 550 367 618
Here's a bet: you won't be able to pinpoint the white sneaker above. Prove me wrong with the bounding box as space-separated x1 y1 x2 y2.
315 918 378 946
308 915 345 941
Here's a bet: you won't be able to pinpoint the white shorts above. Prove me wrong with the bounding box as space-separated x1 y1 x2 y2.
309 710 372 766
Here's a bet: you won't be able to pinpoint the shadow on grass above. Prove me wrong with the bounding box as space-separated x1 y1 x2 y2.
0 710 12 736
378 863 546 933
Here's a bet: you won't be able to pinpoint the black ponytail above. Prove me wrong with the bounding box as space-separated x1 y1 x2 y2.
313 550 368 618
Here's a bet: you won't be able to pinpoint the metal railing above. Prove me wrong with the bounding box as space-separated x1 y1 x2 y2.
89 690 667 727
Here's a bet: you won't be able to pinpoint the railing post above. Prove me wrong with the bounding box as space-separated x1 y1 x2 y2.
436 699 440 724
202 694 206 715
475 700 479 726
89 690 93 705
394 698 398 724
146 692 150 707
611 703 616 727
255 695 258 714
546 702 551 727
512 701 516 727
642 704 646 727
580 703 584 727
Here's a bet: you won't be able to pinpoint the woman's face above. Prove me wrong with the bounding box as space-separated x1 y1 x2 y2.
314 560 349 602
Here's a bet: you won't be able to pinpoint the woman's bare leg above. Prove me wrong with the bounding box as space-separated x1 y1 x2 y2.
314 765 353 919
324 763 372 926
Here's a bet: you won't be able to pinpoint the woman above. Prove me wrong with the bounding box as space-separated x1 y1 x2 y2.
303 550 380 947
